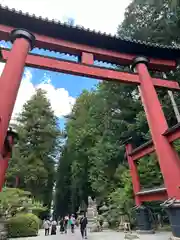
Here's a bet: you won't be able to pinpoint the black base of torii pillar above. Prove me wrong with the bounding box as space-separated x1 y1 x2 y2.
161 199 180 239
134 205 154 234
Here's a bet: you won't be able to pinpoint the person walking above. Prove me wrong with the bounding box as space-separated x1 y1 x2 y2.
64 216 69 234
43 219 50 236
70 214 76 233
59 218 64 234
51 219 57 235
80 214 88 239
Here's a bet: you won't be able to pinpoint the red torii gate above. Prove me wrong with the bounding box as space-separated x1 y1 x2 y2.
125 123 180 203
0 5 180 238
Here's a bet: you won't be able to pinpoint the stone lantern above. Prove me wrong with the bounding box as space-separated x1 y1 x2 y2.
99 203 109 229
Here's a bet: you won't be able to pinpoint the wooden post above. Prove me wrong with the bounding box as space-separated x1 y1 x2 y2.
0 29 35 191
133 57 180 200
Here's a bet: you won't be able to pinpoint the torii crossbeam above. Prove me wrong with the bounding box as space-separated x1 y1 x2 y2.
1 48 180 90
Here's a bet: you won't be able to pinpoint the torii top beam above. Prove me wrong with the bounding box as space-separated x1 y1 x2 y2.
0 5 179 71
1 48 179 90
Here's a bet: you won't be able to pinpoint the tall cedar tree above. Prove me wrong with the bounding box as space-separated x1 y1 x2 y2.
7 89 60 209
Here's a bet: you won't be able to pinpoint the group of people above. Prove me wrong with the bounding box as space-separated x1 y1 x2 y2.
43 214 88 239
59 215 75 234
43 219 57 236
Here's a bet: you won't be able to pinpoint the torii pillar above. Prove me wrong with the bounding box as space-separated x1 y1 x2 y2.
0 29 35 191
132 57 180 238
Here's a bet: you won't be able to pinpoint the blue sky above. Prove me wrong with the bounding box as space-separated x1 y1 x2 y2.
0 0 131 130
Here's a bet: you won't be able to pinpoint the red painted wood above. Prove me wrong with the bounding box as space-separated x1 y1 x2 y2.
125 144 141 206
0 38 30 191
152 78 180 89
138 191 168 202
0 24 176 71
0 39 30 152
129 125 180 161
0 50 140 84
1 50 180 90
165 127 180 143
131 144 154 161
168 131 180 142
137 63 180 199
81 52 94 65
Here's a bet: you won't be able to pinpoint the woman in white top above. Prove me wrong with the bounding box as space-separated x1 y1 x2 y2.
43 219 50 236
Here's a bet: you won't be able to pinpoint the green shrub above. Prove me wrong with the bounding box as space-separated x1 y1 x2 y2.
7 213 40 238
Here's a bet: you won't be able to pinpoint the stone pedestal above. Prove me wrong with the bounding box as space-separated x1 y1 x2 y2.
135 205 154 234
162 199 180 239
0 218 7 240
102 220 109 229
86 197 97 229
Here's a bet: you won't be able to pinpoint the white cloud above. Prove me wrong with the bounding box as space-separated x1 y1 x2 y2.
0 0 131 35
37 77 76 117
0 63 75 119
12 68 35 120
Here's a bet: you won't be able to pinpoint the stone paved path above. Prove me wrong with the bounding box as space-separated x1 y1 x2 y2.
88 230 172 240
10 228 172 240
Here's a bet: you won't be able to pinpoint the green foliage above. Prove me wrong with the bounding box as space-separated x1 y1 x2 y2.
31 201 47 217
105 188 133 225
55 83 148 216
173 139 180 152
0 188 30 217
7 89 61 208
138 155 163 188
135 0 180 10
54 146 73 217
7 213 40 238
103 167 134 226
118 0 180 45
55 80 168 218
0 188 46 218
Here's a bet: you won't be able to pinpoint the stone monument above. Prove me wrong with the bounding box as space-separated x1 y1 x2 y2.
86 196 97 228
